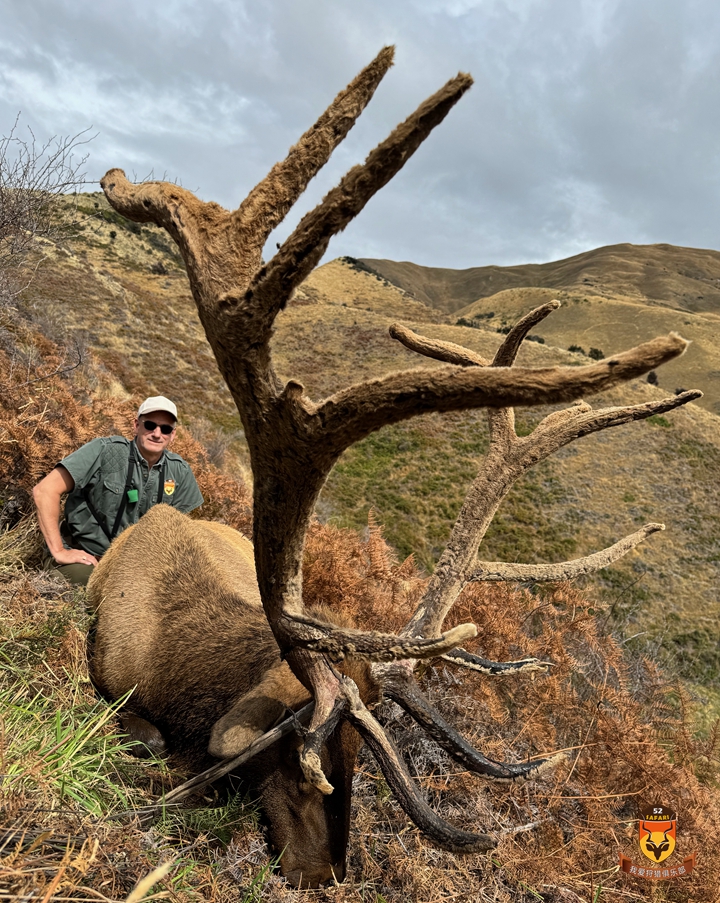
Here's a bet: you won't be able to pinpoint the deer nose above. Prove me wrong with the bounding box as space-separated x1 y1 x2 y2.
285 860 346 888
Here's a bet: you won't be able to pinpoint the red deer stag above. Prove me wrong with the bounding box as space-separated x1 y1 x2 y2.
91 47 700 886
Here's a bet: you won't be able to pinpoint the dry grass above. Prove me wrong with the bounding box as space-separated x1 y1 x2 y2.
3 209 720 900
3 522 720 901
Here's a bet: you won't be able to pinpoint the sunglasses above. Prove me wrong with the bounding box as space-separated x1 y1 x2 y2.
141 419 175 435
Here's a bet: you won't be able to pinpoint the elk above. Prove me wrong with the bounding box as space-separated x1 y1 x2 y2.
92 47 701 885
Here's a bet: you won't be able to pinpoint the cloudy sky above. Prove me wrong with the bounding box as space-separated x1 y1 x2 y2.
2 0 720 268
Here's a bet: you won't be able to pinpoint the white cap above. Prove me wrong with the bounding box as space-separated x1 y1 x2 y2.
137 395 178 421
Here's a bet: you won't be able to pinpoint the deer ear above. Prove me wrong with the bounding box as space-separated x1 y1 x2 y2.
209 661 311 758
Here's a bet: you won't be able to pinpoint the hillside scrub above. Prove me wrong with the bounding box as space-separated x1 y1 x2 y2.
2 327 720 900
3 519 720 901
0 118 90 308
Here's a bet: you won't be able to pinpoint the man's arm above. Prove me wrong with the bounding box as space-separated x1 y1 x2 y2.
32 466 99 566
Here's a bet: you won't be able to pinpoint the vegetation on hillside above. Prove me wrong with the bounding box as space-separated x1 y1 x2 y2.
11 196 720 688
2 277 720 901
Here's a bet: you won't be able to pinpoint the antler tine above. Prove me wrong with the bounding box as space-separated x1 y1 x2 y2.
250 72 474 327
100 170 219 269
468 523 666 583
382 666 561 781
235 46 395 237
315 333 689 457
389 322 490 367
278 610 477 662
493 300 561 367
341 679 496 852
532 389 703 445
441 523 671 673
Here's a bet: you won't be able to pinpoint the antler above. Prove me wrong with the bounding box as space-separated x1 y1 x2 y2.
101 50 700 849
395 304 701 642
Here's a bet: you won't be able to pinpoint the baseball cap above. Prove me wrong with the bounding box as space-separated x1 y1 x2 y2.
137 395 178 421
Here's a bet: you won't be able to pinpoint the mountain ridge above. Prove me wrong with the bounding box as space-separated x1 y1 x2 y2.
361 241 720 315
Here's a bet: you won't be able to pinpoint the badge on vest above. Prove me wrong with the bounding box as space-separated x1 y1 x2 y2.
164 479 176 497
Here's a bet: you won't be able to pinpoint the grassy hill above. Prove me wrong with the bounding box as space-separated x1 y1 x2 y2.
4 192 720 901
16 194 720 688
361 242 720 314
362 245 720 417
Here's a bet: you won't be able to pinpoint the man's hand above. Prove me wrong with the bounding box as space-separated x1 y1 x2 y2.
52 547 98 567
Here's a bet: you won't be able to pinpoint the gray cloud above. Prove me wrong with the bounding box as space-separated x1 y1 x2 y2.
2 0 719 267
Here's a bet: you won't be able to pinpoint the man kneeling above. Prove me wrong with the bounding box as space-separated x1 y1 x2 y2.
33 396 203 585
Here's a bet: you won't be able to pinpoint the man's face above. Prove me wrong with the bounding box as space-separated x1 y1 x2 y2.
134 410 177 462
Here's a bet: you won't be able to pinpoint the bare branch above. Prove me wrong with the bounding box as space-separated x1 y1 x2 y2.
440 649 551 675
235 46 395 236
316 333 690 455
468 523 666 583
389 322 490 367
250 72 474 324
1 116 92 303
12 344 83 387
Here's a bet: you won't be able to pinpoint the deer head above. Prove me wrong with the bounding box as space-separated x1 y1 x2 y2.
100 47 700 858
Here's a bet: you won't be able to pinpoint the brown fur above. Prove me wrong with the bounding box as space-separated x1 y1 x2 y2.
87 505 378 887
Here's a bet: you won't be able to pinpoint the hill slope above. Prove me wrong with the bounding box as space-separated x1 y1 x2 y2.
15 197 720 685
361 242 720 314
361 244 720 416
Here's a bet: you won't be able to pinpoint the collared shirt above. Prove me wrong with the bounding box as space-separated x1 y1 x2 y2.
60 436 204 557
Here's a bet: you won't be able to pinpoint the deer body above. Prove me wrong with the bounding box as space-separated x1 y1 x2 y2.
88 505 374 886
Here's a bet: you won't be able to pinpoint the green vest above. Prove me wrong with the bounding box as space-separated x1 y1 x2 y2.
61 437 203 557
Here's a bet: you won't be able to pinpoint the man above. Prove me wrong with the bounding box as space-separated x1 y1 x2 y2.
33 396 203 585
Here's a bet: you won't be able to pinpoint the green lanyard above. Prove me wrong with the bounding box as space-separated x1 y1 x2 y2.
82 447 167 543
